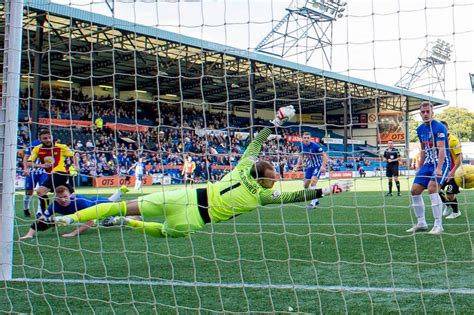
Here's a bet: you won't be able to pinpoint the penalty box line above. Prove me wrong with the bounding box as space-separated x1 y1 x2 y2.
9 278 474 295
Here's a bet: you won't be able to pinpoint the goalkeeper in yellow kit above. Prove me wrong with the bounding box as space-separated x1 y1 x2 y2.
55 106 352 238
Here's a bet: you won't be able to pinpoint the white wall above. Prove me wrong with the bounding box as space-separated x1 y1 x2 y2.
351 128 378 146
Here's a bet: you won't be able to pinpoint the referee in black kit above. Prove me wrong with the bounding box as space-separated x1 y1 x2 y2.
383 140 401 196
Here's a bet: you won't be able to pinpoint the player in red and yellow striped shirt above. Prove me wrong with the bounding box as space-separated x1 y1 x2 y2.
28 129 76 215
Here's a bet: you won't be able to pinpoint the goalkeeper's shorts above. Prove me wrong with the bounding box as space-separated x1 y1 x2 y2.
136 188 207 238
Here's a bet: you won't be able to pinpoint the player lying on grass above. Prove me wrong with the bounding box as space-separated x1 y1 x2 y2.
55 106 353 238
20 185 129 240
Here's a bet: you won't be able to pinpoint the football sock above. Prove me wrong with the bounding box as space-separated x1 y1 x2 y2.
429 193 443 227
309 185 319 204
395 181 400 193
67 201 127 223
438 191 448 203
108 189 123 202
126 219 165 238
23 195 32 211
38 194 49 213
411 195 426 225
388 182 393 193
449 197 459 213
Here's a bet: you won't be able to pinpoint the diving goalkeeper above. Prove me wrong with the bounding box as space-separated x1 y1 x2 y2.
55 106 352 238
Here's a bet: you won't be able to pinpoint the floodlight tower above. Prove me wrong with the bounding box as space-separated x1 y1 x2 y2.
105 0 114 14
396 39 452 97
255 0 347 68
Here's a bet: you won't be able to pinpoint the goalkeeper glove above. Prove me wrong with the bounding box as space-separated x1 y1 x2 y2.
322 181 353 195
271 105 296 127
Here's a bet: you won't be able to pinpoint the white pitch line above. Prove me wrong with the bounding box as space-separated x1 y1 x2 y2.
9 278 474 295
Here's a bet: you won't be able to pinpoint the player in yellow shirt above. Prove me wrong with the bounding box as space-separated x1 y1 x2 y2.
439 121 463 219
55 106 352 238
182 156 196 187
28 129 76 215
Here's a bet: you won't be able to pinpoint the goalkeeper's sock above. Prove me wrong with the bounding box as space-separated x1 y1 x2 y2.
388 182 393 194
411 195 426 226
126 219 165 238
429 193 443 227
449 197 459 213
395 181 400 193
68 201 127 223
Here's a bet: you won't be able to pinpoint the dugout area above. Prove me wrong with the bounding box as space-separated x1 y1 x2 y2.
0 0 447 150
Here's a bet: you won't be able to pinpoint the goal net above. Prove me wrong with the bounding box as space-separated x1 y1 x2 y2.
2 0 473 313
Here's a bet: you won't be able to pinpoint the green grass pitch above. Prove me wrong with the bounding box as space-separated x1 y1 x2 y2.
2 177 474 313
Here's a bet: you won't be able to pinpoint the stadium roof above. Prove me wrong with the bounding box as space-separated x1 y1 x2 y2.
1 0 448 114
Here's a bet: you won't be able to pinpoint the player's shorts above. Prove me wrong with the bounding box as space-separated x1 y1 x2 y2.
41 172 72 192
304 166 322 180
136 174 143 181
24 173 48 191
413 163 450 188
137 188 206 238
441 178 460 195
386 164 399 178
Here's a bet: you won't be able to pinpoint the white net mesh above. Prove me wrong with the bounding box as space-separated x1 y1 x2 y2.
2 0 474 313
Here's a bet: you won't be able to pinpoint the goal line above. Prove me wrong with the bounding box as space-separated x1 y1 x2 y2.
9 278 474 295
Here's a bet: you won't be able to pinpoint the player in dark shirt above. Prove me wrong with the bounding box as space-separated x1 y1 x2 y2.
383 140 401 196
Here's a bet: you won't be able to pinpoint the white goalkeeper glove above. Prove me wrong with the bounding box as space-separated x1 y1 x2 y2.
322 181 353 195
271 105 296 127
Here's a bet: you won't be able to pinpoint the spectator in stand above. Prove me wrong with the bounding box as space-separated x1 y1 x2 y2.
86 139 94 151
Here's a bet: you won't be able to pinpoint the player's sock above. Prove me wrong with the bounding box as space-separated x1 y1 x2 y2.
438 191 448 203
67 201 127 223
449 197 459 213
308 185 319 206
429 193 443 227
411 195 427 226
23 195 32 211
388 182 393 194
395 181 400 193
126 219 165 238
38 194 49 214
108 188 125 202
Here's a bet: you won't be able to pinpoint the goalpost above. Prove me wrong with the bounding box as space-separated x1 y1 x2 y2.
1 0 23 281
2 0 473 313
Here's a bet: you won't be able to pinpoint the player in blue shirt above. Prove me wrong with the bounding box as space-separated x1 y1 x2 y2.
294 132 328 208
406 102 451 235
22 139 49 217
19 185 128 239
